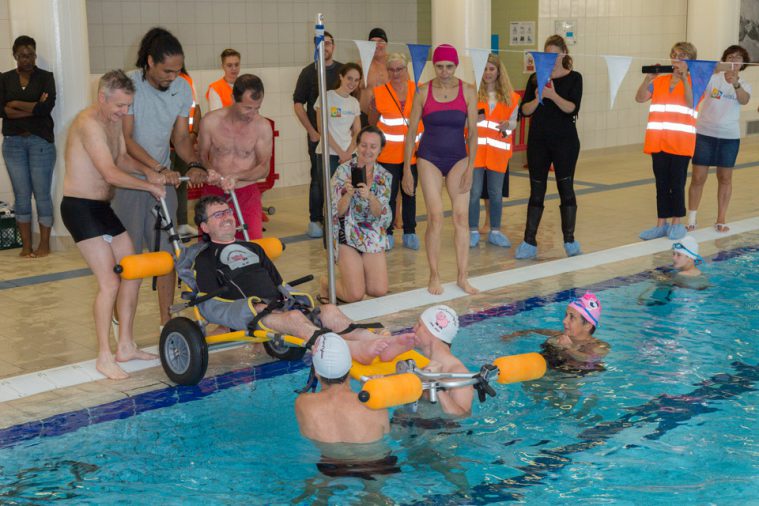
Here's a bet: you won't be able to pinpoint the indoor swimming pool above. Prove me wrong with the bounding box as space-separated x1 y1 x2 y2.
1 245 757 504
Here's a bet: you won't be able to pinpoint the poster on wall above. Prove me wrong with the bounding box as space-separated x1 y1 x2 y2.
740 0 759 61
523 51 535 74
510 22 535 46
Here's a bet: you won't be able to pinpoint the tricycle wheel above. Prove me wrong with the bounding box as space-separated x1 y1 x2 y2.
159 317 208 385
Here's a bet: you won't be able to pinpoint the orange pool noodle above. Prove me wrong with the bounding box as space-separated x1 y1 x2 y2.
493 352 547 384
116 251 175 279
252 237 284 260
358 373 423 410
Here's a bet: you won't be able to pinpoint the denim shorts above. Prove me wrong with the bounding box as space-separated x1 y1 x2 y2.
692 133 740 168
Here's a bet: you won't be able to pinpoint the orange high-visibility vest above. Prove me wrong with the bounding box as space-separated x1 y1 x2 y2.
473 91 520 172
179 72 199 132
644 75 697 156
374 81 424 164
206 78 234 108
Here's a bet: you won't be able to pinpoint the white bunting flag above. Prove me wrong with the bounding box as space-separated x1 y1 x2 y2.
603 55 632 109
469 48 490 92
354 40 378 86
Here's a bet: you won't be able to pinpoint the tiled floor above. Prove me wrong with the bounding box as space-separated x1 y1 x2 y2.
1 138 758 426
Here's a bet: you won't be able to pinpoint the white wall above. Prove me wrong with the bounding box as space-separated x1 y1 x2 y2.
0 0 13 205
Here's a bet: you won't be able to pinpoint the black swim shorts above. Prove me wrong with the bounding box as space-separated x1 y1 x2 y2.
60 196 126 243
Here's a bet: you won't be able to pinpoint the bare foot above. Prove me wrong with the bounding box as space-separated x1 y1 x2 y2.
96 357 129 380
33 245 50 257
19 248 35 258
378 333 415 362
348 339 388 365
116 343 158 362
457 277 479 295
686 224 696 232
428 275 444 295
714 223 730 233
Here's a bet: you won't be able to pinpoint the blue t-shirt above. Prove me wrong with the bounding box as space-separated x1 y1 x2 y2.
127 69 192 170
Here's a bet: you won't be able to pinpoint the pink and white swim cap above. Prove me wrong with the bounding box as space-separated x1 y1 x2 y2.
420 305 459 344
568 292 601 327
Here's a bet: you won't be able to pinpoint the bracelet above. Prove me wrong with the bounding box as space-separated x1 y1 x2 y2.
187 161 207 172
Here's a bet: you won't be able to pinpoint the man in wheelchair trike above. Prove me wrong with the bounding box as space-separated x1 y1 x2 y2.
164 195 415 384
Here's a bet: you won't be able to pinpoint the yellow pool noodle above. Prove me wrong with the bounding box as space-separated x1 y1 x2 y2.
115 251 174 279
493 352 547 384
358 373 423 410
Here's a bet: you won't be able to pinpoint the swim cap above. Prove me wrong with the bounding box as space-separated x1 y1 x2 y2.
568 292 601 327
432 44 459 66
673 235 702 263
420 305 459 344
312 333 352 379
368 27 388 43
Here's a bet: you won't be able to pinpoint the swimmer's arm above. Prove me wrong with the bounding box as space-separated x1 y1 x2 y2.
501 329 558 340
437 364 474 417
367 95 380 127
403 88 425 169
238 121 273 182
122 115 162 172
464 83 478 169
198 115 215 171
562 341 609 363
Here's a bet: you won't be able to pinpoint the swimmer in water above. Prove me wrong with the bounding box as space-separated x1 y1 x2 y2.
639 236 709 305
502 292 609 373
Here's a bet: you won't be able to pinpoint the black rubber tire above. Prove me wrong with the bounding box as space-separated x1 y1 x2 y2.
159 317 208 385
263 339 307 361
265 206 276 215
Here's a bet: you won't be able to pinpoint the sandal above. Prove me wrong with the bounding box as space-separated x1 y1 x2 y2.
714 223 730 233
685 223 697 232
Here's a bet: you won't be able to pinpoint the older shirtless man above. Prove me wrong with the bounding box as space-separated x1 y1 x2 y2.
199 74 272 239
61 70 165 380
359 28 390 122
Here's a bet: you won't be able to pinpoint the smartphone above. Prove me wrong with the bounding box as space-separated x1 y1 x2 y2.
351 165 365 187
478 108 486 120
642 65 674 74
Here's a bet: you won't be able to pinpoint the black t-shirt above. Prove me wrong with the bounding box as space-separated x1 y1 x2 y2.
293 60 342 129
520 70 582 140
0 66 56 142
194 241 283 301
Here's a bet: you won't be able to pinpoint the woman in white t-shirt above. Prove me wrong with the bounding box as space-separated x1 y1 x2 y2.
687 45 752 233
315 62 362 177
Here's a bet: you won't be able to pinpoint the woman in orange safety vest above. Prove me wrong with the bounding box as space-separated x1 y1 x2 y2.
468 53 520 249
635 41 698 241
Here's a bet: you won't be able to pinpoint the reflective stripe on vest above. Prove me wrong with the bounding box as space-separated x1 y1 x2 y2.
643 75 697 156
179 73 198 131
374 80 423 164
472 92 520 172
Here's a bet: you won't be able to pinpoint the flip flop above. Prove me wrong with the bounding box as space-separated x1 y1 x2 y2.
686 223 697 232
714 223 730 233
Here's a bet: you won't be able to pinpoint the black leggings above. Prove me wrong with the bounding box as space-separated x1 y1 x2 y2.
526 135 580 208
382 162 418 235
651 152 689 219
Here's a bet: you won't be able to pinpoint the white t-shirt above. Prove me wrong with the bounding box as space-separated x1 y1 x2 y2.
696 72 752 139
314 89 360 156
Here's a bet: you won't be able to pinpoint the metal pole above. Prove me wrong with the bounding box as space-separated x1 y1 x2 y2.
228 188 250 241
316 13 337 304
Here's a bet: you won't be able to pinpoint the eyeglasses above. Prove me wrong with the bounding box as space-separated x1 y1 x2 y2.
207 208 234 221
670 52 689 60
387 67 406 73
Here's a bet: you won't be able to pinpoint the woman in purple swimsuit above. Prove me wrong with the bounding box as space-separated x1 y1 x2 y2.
402 44 479 295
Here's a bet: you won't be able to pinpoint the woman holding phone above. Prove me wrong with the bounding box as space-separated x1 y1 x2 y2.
323 126 392 303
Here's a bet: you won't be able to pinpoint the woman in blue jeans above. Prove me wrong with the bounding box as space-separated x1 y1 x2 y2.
0 35 57 257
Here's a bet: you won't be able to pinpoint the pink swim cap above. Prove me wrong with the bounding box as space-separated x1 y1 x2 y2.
569 292 601 327
432 44 459 66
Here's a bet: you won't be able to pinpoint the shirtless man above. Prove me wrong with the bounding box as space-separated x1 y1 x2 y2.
60 70 165 380
359 28 390 120
199 74 272 239
296 333 390 444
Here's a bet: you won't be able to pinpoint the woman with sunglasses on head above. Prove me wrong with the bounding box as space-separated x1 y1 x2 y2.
0 35 57 257
515 35 583 260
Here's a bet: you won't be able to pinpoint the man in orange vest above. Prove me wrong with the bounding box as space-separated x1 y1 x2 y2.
206 48 240 111
369 52 422 250
635 42 697 241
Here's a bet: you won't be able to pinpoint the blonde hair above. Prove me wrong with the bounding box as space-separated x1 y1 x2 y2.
385 52 408 68
477 54 515 107
671 41 697 60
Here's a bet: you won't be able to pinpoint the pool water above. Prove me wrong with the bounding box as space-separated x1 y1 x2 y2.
1 247 758 504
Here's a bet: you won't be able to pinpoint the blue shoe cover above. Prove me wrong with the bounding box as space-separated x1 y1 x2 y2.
639 225 668 241
306 221 323 238
402 233 420 250
564 241 582 257
488 230 511 248
515 241 537 259
469 231 480 248
667 224 686 240
387 235 395 250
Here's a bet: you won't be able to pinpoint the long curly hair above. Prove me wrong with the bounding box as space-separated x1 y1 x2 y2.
477 53 515 107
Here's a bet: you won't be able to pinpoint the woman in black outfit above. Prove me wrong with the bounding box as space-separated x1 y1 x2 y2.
515 35 582 259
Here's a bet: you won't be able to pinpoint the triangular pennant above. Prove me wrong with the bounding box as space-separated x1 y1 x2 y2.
407 43 431 87
602 55 632 109
530 52 558 103
685 59 718 110
469 48 490 92
354 40 377 86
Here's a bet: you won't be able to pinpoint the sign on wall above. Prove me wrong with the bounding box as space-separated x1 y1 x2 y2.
510 21 535 46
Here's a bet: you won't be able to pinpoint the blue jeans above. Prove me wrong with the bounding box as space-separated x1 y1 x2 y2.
469 168 505 230
2 135 57 226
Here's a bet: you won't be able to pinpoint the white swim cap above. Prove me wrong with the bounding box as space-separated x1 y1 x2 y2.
673 235 701 262
312 333 352 379
420 305 459 344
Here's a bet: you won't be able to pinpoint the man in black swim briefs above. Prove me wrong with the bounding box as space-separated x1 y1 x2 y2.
61 70 166 380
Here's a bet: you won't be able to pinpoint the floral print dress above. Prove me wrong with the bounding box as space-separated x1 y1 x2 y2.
330 160 392 259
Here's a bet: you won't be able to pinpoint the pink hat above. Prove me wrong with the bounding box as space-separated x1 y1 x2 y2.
568 292 601 327
433 44 459 66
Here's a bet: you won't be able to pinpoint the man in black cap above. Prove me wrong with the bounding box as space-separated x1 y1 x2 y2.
360 28 389 125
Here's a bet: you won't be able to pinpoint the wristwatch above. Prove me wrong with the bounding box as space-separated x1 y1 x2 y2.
733 81 741 90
